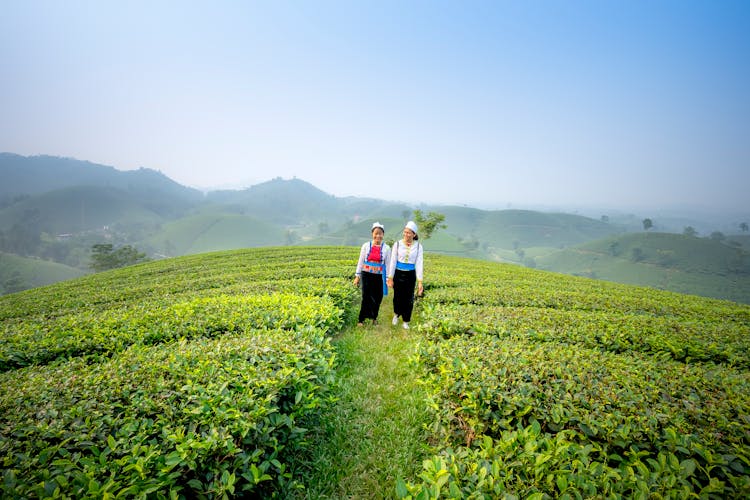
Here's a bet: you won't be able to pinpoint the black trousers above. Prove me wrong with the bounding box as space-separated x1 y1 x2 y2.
358 271 384 322
393 269 417 322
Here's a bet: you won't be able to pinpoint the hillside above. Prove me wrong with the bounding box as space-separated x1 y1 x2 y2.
302 208 619 260
0 251 85 294
1 247 748 497
536 232 750 303
144 211 287 256
206 178 343 225
1 153 747 304
0 153 202 203
436 206 620 249
0 185 169 234
206 178 404 226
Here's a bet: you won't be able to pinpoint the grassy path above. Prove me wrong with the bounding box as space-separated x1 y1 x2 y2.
296 299 433 499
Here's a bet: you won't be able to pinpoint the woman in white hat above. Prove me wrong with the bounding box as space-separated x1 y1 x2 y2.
354 222 392 326
386 220 423 330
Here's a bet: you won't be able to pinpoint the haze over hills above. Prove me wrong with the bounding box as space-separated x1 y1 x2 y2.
1 153 749 303
0 153 202 202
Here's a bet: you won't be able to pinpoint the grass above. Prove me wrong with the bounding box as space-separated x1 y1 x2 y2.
294 297 433 499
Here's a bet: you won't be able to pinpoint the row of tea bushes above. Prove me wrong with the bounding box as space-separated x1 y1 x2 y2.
409 332 749 497
0 247 359 498
425 256 750 323
0 247 356 322
400 254 750 499
418 302 750 368
1 293 343 371
1 327 336 497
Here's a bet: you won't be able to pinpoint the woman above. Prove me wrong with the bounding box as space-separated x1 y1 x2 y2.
387 220 423 330
354 222 391 326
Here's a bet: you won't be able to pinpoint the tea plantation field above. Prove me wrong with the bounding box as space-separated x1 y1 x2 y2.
1 247 748 498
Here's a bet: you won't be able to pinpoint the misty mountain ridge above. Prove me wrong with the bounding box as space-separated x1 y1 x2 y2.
1 153 748 303
0 153 202 203
3 153 745 231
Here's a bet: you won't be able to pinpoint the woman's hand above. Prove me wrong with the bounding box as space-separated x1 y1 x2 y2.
353 276 360 287
417 281 424 296
387 278 393 288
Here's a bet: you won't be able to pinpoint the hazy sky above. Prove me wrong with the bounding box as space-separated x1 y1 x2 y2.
2 1 749 213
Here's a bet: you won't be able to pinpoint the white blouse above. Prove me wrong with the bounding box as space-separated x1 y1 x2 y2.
355 241 392 277
387 240 423 281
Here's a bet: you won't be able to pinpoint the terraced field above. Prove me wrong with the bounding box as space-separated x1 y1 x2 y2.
1 248 748 498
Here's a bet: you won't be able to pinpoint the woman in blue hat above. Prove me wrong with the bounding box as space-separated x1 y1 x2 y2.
354 222 392 326
387 220 423 330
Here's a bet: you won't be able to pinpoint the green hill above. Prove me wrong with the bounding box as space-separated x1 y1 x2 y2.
145 212 286 256
0 185 168 234
424 206 620 254
0 153 202 203
537 232 750 303
0 251 85 294
303 209 611 261
206 178 342 225
206 178 411 228
3 153 748 305
0 247 748 498
303 217 405 247
301 217 482 258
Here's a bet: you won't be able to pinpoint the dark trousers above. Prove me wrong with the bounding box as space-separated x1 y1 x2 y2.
393 269 417 322
358 271 384 322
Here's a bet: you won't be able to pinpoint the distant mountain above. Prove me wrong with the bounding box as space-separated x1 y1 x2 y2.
1 152 747 303
0 185 169 234
206 177 399 225
0 154 207 233
0 153 202 203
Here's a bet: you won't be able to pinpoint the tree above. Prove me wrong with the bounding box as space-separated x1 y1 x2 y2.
90 243 148 272
741 222 749 232
710 231 726 242
683 226 697 237
642 218 653 231
412 210 447 240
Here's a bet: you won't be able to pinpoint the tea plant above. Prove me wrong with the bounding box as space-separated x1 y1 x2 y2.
1 293 343 371
401 254 750 498
1 328 336 497
0 247 355 498
2 248 749 498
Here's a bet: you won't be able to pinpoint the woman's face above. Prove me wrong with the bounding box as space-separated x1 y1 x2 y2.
372 228 384 244
403 228 415 242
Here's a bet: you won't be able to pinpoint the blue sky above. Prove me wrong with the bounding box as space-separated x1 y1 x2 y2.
2 1 749 213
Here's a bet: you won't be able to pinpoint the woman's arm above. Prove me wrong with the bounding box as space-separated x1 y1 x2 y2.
416 243 424 295
415 242 424 281
354 243 367 285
